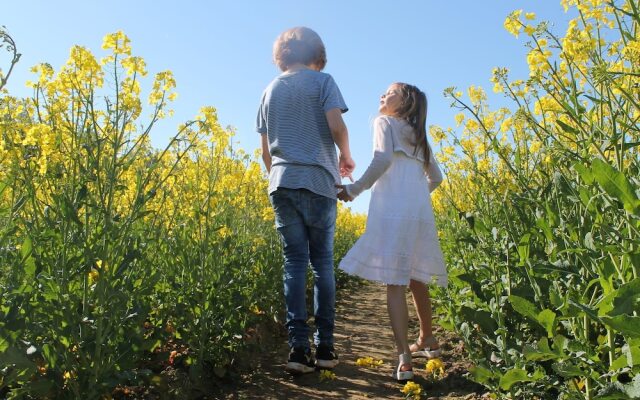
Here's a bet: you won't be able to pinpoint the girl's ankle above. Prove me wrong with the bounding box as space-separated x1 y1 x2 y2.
417 335 439 348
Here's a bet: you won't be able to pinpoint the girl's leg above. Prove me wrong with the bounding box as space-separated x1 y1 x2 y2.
409 279 439 350
386 284 411 372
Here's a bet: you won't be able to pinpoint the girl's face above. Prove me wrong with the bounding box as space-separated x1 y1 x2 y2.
379 85 403 116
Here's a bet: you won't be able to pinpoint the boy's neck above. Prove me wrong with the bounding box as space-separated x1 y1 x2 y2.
285 63 320 73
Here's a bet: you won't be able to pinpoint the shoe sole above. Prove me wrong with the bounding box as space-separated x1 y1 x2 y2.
316 359 339 369
392 370 415 382
285 361 315 375
411 348 442 358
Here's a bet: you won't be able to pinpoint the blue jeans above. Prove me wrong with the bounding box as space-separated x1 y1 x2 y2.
269 188 337 350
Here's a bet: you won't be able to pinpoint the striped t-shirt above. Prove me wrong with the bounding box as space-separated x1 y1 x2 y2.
256 69 348 199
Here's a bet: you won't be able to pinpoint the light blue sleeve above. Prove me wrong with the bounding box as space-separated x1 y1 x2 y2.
321 74 348 113
256 91 267 134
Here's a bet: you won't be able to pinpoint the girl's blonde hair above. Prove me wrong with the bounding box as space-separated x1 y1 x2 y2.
393 83 431 168
273 27 327 71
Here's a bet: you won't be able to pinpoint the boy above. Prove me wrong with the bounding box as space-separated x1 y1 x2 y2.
256 26 354 374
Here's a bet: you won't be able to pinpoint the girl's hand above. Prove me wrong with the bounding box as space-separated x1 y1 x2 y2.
335 184 354 202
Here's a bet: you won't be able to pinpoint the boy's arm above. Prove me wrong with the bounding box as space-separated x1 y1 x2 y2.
261 133 272 173
325 108 355 178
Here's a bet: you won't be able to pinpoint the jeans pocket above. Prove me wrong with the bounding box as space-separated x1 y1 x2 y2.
308 194 336 230
270 190 299 229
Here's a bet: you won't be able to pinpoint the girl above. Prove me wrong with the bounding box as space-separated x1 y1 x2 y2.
337 83 447 381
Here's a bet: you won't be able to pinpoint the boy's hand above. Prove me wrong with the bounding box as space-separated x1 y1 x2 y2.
339 155 355 182
335 184 354 202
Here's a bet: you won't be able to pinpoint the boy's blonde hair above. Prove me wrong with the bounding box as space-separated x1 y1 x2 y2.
273 27 327 71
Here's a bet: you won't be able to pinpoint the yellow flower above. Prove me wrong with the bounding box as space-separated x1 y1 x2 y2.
88 269 99 284
319 370 336 382
454 113 465 126
467 85 486 104
401 381 423 399
504 10 523 38
62 371 73 382
425 358 445 377
102 31 131 55
355 356 384 368
525 12 536 20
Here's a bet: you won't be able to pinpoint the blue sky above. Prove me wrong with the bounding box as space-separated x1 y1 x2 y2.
3 1 575 213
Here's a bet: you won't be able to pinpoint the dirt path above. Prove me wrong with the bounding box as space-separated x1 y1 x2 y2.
218 281 486 399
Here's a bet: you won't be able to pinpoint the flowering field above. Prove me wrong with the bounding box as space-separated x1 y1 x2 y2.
430 0 640 398
0 31 365 398
2 0 640 399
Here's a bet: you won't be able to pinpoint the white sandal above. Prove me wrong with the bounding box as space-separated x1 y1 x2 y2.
410 336 442 358
394 353 414 382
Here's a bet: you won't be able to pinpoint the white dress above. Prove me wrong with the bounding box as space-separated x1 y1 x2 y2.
339 116 448 286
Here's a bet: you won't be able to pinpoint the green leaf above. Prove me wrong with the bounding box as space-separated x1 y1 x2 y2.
600 315 640 338
537 309 557 338
499 368 544 390
584 232 596 251
524 337 560 361
574 162 594 185
20 237 36 278
536 217 552 241
517 233 531 266
460 306 498 335
556 119 579 135
610 354 629 371
591 158 640 215
0 345 36 372
596 259 618 296
622 343 640 367
597 278 640 316
510 295 540 322
568 300 601 323
453 273 487 302
545 201 558 227
595 374 640 399
42 344 57 369
0 335 9 353
552 361 584 378
468 364 495 385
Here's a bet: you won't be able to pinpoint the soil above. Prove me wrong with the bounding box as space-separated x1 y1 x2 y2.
213 281 488 400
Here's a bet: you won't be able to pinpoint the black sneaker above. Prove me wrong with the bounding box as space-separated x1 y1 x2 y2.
285 347 315 375
315 345 339 369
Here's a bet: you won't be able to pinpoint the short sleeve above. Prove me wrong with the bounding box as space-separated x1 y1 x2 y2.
321 75 348 113
256 92 267 134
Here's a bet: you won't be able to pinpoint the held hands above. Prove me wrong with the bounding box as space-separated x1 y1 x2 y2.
337 153 355 202
335 184 354 202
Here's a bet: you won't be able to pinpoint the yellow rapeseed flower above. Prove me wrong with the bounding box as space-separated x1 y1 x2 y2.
355 356 384 368
88 269 99 284
467 85 486 104
102 31 131 55
401 381 423 399
504 10 523 38
319 369 336 382
425 358 445 377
